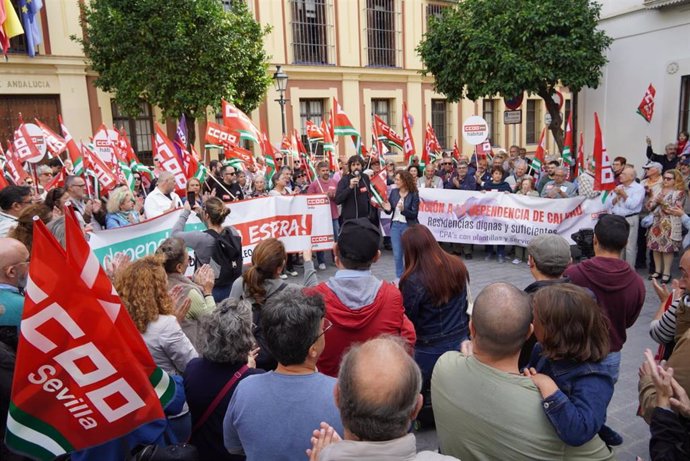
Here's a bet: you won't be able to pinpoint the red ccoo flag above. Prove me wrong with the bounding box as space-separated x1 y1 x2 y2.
593 113 615 191
637 83 656 123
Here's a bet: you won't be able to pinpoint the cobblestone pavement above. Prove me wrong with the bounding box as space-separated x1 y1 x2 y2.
307 245 659 460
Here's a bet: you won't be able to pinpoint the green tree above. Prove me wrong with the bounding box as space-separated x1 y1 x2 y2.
74 0 272 144
417 0 612 152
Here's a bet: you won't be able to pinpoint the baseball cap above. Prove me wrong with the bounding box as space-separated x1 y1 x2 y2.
643 161 663 171
527 234 571 273
682 157 690 166
337 218 381 264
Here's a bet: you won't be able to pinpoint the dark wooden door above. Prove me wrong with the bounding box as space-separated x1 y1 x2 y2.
0 95 61 145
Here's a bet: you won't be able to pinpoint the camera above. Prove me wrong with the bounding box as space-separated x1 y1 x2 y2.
571 229 595 259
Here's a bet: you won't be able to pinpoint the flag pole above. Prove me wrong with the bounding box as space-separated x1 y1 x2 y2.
206 173 236 201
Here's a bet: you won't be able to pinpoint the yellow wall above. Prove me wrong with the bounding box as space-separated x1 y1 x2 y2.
2 0 568 163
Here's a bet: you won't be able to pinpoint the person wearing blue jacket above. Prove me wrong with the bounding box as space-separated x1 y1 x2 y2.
382 170 419 278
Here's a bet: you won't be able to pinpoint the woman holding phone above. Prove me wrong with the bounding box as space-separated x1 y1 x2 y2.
647 169 686 283
184 178 204 208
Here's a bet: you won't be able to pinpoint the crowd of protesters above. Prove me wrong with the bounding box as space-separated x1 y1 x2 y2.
1 133 690 460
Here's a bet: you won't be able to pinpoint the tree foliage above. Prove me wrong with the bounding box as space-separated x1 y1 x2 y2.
75 0 271 140
417 0 612 151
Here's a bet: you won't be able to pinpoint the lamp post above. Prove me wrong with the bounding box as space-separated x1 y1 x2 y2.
273 65 289 135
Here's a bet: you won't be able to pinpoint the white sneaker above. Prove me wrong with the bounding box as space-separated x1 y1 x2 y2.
279 274 288 279
512 258 521 265
288 270 298 277
318 263 327 271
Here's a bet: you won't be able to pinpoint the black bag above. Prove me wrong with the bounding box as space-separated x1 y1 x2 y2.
132 443 199 461
203 228 242 288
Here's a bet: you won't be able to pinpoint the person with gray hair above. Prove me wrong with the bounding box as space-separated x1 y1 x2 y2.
36 164 54 199
144 171 182 218
184 299 263 461
505 158 529 192
540 166 577 198
223 288 344 460
306 337 457 460
646 136 679 172
432 282 615 461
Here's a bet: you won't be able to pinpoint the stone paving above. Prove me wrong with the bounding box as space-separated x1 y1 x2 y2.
306 245 661 460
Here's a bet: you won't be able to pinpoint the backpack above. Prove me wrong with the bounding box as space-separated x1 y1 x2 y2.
202 228 242 288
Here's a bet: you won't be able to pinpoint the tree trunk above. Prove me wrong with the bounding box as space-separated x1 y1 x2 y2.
537 87 565 155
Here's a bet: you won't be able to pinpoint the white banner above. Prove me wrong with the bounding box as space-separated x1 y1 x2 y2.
88 195 335 269
418 189 609 246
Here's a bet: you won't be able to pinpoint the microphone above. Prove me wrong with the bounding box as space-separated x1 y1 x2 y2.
353 170 360 177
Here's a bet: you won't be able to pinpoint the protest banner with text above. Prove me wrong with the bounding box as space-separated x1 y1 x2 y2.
88 195 335 268
417 189 609 246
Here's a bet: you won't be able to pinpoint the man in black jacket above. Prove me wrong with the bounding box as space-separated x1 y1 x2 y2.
212 164 244 202
335 155 372 223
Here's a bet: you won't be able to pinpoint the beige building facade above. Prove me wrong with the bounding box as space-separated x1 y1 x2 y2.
1 0 566 164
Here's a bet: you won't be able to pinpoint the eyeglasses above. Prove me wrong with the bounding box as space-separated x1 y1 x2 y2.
225 172 236 176
134 176 141 181
295 174 305 178
663 176 674 180
315 317 333 340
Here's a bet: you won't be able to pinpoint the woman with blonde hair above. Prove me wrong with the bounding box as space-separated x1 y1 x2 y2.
647 169 686 283
105 186 140 229
172 196 242 302
229 238 316 370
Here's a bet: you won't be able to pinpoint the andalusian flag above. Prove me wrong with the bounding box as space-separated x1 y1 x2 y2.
259 131 278 186
190 145 208 183
562 111 574 166
59 116 84 175
369 169 388 207
333 97 360 154
531 127 547 173
222 99 261 144
118 128 153 181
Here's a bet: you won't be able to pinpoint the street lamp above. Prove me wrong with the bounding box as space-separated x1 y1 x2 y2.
273 65 289 135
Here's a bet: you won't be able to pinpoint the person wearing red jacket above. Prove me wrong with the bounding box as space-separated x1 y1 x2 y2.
305 218 416 377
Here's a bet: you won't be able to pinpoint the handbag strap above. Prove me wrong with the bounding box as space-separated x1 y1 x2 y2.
191 364 249 435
